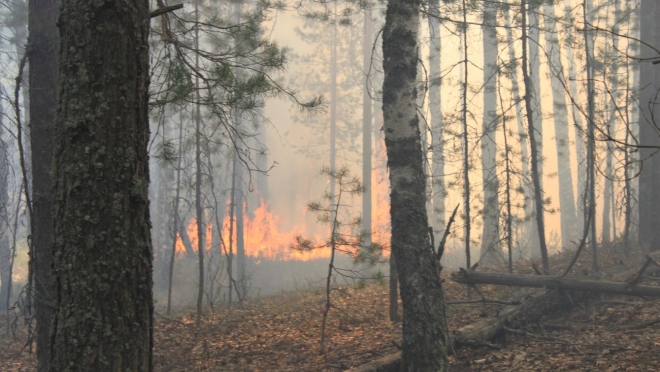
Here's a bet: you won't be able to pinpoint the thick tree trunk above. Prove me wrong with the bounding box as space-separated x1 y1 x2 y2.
480 2 501 265
28 0 58 368
49 0 153 370
382 0 449 367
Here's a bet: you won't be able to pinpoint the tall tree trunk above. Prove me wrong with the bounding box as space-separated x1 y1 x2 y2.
194 0 205 326
28 0 58 367
562 0 585 238
330 5 337 219
382 0 449 367
49 0 153 369
363 9 373 246
583 0 598 269
167 114 185 315
543 1 578 251
504 3 532 255
522 0 550 270
461 0 471 276
500 76 514 273
480 1 501 265
235 158 246 297
428 0 445 238
601 0 620 245
0 104 9 312
637 0 660 252
527 2 544 257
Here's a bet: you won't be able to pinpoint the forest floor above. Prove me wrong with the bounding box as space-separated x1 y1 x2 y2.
0 243 659 371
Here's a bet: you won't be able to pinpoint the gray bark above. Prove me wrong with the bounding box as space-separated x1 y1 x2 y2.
543 1 578 251
479 2 501 265
562 0 586 238
637 0 660 251
583 0 598 269
528 2 545 258
0 103 9 313
382 0 449 366
428 0 445 239
522 0 550 270
194 0 205 326
504 4 532 255
49 0 153 368
363 9 373 245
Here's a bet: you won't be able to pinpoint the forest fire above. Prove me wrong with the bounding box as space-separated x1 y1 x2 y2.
173 167 392 261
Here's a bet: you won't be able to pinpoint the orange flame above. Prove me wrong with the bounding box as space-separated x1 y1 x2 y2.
221 201 328 261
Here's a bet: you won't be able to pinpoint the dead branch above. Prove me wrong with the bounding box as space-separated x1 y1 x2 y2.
150 4 183 18
437 204 459 261
562 209 593 277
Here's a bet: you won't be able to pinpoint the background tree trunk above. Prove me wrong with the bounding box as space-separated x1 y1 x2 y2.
637 0 660 252
0 104 9 313
522 0 549 270
49 0 153 369
543 1 578 251
428 0 445 241
480 1 501 265
363 9 373 246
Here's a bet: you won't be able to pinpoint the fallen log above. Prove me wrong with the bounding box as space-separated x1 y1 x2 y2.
346 251 660 372
346 288 568 371
450 271 660 297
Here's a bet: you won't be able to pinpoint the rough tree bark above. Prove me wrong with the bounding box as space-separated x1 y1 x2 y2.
49 0 153 370
382 0 449 367
28 0 58 368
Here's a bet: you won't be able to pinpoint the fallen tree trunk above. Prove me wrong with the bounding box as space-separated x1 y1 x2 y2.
347 251 660 372
450 271 660 297
346 288 567 372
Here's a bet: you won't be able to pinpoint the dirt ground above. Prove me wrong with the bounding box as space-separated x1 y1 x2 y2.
1 243 659 371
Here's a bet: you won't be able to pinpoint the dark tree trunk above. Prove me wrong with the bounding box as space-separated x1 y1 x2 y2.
382 0 449 367
27 0 58 368
49 0 153 370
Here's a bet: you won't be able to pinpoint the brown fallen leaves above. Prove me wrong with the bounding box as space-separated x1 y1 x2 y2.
0 242 659 371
